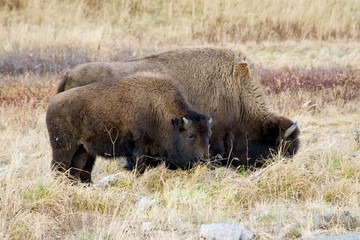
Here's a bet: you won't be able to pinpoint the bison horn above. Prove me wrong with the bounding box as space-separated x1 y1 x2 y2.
208 118 212 125
284 120 298 140
183 117 189 125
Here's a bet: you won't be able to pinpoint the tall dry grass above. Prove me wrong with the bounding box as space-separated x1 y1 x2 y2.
0 97 359 239
1 0 359 50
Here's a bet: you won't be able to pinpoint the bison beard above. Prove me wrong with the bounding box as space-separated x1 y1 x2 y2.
57 47 300 168
46 73 212 183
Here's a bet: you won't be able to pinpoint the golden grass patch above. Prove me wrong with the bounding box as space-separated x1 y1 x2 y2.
1 0 360 50
0 95 359 238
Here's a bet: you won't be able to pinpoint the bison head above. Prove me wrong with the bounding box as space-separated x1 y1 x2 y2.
259 115 300 160
232 115 300 167
169 113 212 169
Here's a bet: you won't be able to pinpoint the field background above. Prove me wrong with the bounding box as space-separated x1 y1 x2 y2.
1 0 360 239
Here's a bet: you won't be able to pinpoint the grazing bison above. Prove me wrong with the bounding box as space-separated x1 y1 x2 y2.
46 73 212 182
58 47 300 167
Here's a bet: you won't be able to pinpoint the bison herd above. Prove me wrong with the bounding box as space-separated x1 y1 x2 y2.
46 47 300 182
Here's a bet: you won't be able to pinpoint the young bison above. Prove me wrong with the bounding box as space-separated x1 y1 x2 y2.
46 73 212 182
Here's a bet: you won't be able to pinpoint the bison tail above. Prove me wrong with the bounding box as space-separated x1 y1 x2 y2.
57 68 74 93
56 78 67 93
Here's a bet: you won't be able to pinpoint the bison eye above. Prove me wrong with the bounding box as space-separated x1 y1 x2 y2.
188 135 195 140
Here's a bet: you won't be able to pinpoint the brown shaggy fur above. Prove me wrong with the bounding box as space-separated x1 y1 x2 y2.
47 73 212 182
58 47 300 167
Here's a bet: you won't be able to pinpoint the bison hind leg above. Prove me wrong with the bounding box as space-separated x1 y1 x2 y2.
50 141 78 174
69 145 96 183
79 155 96 183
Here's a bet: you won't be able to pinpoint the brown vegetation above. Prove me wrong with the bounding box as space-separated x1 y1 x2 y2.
0 74 57 106
1 58 359 111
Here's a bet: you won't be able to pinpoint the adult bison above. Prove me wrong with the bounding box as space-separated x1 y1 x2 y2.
47 73 212 182
58 47 300 167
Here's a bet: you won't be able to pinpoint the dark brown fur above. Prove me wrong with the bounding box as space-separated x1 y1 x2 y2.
47 73 212 182
58 47 300 167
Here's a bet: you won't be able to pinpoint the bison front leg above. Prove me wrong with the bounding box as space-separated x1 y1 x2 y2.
124 155 146 174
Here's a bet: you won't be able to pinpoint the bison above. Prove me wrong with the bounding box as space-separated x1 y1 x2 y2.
46 73 212 182
57 47 300 167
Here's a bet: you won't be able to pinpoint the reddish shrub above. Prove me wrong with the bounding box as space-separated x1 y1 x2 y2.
258 66 360 103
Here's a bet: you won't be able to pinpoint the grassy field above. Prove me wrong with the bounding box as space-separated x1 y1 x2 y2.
1 0 360 239
1 0 360 49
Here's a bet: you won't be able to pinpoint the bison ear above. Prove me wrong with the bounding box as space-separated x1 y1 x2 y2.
171 116 181 130
233 61 250 84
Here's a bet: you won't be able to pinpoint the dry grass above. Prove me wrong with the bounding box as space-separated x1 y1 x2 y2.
1 0 360 239
0 98 359 239
1 0 360 50
241 41 360 68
